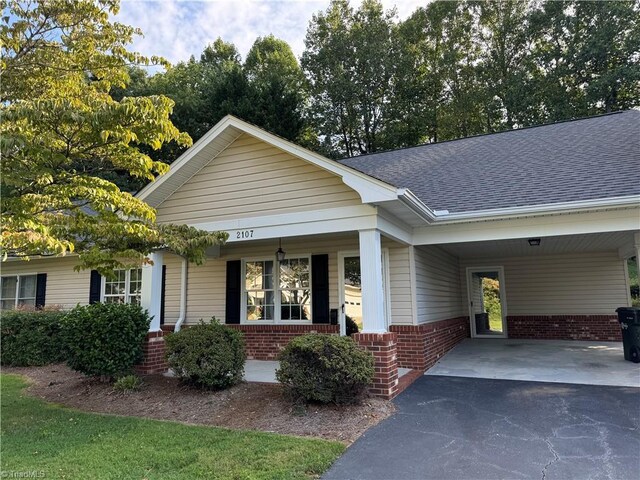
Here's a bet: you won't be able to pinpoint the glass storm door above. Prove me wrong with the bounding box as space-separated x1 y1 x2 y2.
467 267 507 338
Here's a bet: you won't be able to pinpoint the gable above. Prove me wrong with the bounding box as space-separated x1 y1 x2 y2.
156 133 363 225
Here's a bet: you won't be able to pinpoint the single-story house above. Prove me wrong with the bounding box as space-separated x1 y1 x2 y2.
3 110 639 398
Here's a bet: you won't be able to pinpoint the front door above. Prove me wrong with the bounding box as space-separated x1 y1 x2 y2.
466 267 507 338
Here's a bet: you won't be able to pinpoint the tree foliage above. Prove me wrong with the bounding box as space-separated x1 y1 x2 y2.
0 0 227 272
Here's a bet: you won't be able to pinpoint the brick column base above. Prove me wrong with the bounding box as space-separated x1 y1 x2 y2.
352 332 399 400
135 330 168 375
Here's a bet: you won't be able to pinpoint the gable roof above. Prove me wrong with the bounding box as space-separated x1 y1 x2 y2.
340 110 640 214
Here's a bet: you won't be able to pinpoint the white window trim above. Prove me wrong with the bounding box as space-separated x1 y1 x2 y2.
100 268 142 305
0 273 38 309
241 255 313 325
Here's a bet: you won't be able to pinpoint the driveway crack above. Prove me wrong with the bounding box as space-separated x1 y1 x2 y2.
541 438 560 480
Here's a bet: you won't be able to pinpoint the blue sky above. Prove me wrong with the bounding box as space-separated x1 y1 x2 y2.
114 0 426 67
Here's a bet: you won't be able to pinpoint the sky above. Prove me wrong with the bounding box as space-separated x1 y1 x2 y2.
114 0 426 67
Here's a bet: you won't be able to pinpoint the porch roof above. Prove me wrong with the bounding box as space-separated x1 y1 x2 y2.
340 110 640 214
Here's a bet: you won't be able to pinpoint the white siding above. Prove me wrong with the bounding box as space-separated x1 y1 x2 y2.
459 251 629 315
156 133 362 225
0 257 91 309
162 235 414 327
413 245 465 324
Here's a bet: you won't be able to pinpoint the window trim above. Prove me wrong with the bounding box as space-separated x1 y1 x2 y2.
240 255 313 325
100 268 142 305
0 273 38 310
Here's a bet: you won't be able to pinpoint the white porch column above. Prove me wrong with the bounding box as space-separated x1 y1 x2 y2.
359 229 387 333
635 232 640 277
141 251 164 332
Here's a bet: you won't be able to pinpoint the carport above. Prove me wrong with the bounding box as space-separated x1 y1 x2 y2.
427 338 640 387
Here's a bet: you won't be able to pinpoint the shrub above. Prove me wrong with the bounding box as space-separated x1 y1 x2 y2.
113 375 143 392
61 303 150 379
276 334 374 405
165 319 246 389
345 315 359 336
0 310 67 366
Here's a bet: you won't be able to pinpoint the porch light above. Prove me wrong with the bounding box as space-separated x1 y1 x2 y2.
276 238 286 261
528 238 541 246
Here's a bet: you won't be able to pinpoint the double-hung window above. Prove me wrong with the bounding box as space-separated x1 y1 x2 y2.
243 256 311 323
102 269 142 305
0 275 37 310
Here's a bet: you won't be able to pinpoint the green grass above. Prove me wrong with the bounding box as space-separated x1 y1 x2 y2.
0 374 345 479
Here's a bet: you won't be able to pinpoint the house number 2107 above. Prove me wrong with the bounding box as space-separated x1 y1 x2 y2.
236 230 254 239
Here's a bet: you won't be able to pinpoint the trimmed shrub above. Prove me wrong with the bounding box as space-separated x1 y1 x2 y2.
165 319 246 389
345 315 359 336
113 375 143 392
276 334 374 404
0 310 67 366
61 303 150 379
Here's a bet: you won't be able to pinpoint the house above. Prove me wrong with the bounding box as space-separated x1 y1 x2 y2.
2 111 639 398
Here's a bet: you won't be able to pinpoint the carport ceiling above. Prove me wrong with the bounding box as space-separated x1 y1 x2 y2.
438 231 636 259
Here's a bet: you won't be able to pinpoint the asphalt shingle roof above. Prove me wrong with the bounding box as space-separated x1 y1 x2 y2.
339 110 640 213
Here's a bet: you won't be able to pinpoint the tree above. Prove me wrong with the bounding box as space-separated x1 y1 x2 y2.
1 0 227 272
302 0 400 157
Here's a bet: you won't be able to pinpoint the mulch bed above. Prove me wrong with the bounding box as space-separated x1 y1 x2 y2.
3 364 395 444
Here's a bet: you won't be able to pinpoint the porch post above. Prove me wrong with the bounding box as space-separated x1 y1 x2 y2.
141 251 164 331
358 229 387 333
635 232 640 278
137 251 167 374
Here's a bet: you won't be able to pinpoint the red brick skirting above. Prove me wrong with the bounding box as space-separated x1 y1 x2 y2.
390 316 470 371
226 324 340 360
507 315 621 341
135 330 169 375
352 332 399 400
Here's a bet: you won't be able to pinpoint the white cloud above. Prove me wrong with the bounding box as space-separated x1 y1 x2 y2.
115 0 426 68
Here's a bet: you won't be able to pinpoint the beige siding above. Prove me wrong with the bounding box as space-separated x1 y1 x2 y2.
1 257 91 309
156 133 362 225
162 235 414 327
460 251 629 315
413 245 465 324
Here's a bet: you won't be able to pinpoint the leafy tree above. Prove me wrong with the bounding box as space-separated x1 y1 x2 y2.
1 0 227 272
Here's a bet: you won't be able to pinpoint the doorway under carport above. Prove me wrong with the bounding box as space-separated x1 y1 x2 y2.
426 338 640 387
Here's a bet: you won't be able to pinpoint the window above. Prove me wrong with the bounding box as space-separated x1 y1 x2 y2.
102 269 142 305
243 257 311 323
1 275 37 310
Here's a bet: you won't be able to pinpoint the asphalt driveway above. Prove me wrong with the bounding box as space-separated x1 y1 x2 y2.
324 376 640 480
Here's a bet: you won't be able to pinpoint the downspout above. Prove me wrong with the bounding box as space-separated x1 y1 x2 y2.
174 258 188 332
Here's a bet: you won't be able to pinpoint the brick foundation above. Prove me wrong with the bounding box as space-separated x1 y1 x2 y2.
390 316 470 371
226 324 340 360
135 330 169 375
352 332 399 400
507 315 622 341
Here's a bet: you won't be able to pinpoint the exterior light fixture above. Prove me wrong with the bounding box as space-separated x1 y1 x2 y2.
528 238 541 246
276 238 286 261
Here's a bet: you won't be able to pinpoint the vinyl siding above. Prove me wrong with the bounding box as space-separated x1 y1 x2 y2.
413 245 465 324
459 251 629 315
162 235 414 326
0 257 91 309
156 133 362 225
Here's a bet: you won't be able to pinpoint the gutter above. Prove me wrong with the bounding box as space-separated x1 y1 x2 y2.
396 190 640 225
174 258 188 332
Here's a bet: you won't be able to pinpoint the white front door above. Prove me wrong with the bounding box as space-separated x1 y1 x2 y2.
466 267 508 338
338 250 390 335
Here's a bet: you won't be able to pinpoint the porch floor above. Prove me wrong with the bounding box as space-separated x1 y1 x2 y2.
426 338 640 387
244 360 413 384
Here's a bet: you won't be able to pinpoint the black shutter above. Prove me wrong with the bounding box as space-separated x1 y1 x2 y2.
311 254 330 324
35 273 47 309
160 265 167 325
89 270 102 304
225 260 241 324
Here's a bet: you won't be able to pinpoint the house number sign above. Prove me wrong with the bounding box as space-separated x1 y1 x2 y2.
234 229 255 240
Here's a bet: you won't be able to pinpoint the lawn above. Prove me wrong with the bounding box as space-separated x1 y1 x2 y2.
0 374 345 479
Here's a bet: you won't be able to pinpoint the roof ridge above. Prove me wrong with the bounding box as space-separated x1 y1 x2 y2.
339 110 633 162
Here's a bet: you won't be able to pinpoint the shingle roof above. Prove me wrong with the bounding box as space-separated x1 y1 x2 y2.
339 110 640 213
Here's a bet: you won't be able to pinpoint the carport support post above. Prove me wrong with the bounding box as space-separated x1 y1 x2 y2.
137 251 168 375
353 229 399 400
635 232 640 278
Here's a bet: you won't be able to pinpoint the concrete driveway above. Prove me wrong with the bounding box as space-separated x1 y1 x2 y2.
323 376 640 480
